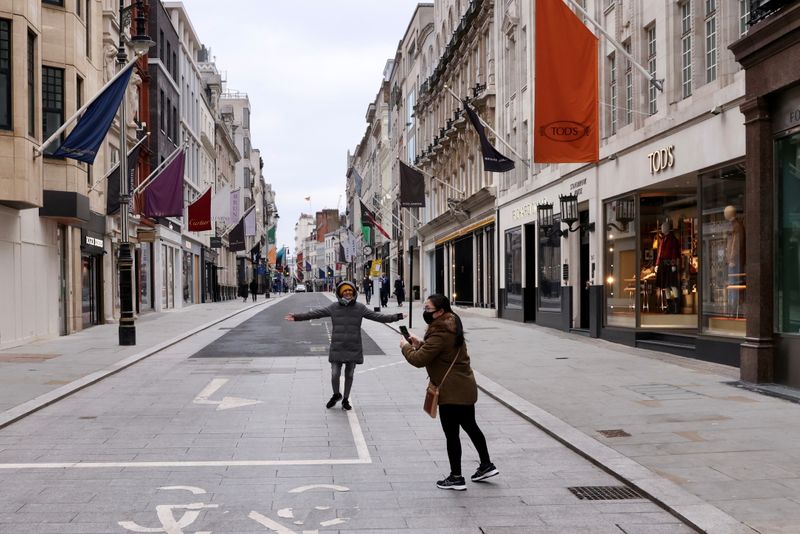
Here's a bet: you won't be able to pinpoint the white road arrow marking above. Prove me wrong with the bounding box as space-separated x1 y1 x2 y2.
193 378 262 411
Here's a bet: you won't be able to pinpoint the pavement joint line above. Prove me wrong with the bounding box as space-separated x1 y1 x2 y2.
471 369 757 534
0 296 289 431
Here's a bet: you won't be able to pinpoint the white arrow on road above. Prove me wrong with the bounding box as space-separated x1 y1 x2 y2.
193 378 262 411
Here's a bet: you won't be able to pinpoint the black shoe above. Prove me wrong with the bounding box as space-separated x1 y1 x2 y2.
341 398 352 411
471 463 499 482
326 393 342 409
436 474 466 491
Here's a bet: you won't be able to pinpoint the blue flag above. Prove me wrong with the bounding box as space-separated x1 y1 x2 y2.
52 65 134 163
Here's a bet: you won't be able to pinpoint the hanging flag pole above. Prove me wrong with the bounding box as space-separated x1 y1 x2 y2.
218 204 256 237
442 84 530 169
561 0 663 92
89 132 150 193
131 142 185 195
399 156 465 199
34 56 140 157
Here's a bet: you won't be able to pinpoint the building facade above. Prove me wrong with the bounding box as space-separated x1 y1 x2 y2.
496 0 749 367
731 0 800 385
412 0 499 309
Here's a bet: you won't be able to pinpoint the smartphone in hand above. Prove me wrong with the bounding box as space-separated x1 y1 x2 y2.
399 325 412 342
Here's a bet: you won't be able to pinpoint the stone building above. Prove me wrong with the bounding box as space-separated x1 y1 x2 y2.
412 0 499 309
496 0 750 368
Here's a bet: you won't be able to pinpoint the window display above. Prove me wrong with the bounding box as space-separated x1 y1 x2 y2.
605 196 637 327
639 194 698 328
701 167 746 336
504 227 522 309
777 132 800 334
538 215 561 311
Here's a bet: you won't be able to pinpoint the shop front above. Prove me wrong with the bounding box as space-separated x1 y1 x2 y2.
731 4 800 385
418 186 496 308
602 163 746 365
79 212 107 329
499 113 746 367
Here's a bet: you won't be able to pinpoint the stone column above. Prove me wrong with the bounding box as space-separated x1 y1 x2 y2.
739 96 775 383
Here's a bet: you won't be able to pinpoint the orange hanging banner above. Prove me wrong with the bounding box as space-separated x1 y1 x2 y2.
534 0 599 163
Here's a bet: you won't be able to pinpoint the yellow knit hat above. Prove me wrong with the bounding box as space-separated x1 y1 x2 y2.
336 281 356 297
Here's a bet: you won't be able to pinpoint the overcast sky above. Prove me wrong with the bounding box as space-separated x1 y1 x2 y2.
184 0 424 253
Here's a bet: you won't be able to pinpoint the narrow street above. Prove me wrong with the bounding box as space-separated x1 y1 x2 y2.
0 294 690 533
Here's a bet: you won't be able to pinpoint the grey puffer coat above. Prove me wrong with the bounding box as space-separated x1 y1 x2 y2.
293 300 403 363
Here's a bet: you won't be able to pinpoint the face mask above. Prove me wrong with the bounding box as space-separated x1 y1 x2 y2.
339 297 353 305
423 311 436 324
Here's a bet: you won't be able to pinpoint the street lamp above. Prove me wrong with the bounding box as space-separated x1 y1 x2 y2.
117 0 154 346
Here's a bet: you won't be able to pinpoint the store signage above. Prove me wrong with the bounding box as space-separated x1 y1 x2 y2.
209 237 222 248
137 229 155 243
569 178 587 197
512 203 535 222
773 85 800 133
647 145 675 174
85 235 103 248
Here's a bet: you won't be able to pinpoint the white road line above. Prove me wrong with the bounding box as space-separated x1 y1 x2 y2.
0 458 372 469
347 408 371 463
288 484 350 493
0 404 372 470
356 360 404 374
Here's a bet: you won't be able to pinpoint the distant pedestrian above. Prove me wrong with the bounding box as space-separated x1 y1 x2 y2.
285 280 405 411
379 274 390 307
394 276 405 307
239 282 249 303
399 294 497 491
362 278 372 304
250 280 258 302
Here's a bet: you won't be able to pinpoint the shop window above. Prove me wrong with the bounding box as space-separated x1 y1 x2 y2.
504 227 522 309
538 216 561 311
777 133 800 334
605 196 637 327
640 194 698 328
183 250 193 304
700 166 746 336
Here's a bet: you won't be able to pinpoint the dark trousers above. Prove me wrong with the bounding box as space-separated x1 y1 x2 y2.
439 404 491 476
331 362 356 398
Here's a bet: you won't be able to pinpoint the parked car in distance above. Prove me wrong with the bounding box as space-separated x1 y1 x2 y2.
294 285 306 292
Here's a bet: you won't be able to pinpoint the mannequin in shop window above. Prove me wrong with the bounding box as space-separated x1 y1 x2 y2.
724 205 746 316
655 219 680 313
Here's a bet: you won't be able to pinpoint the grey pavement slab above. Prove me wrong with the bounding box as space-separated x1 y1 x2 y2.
0 292 688 533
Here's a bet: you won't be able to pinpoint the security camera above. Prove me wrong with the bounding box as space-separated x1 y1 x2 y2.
710 105 722 115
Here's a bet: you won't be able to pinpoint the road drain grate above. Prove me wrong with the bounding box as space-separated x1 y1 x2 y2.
597 429 631 438
568 486 643 500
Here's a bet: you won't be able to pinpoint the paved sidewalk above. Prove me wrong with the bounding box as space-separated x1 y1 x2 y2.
0 295 288 426
3 291 799 533
372 295 796 534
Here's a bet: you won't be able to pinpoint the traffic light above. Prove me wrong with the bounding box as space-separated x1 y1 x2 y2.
283 265 290 276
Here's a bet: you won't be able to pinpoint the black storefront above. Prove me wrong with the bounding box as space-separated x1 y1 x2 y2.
79 212 106 328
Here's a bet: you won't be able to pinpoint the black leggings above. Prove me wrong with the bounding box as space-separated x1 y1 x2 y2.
331 362 356 398
439 404 491 476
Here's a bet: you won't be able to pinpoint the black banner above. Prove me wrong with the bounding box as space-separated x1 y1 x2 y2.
228 217 245 252
106 139 145 214
209 236 222 248
464 102 515 173
399 161 425 207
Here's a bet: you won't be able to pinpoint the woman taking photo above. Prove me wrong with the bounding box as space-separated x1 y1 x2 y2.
399 294 498 490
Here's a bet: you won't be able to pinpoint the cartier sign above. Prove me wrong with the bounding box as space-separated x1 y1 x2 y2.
647 145 674 174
